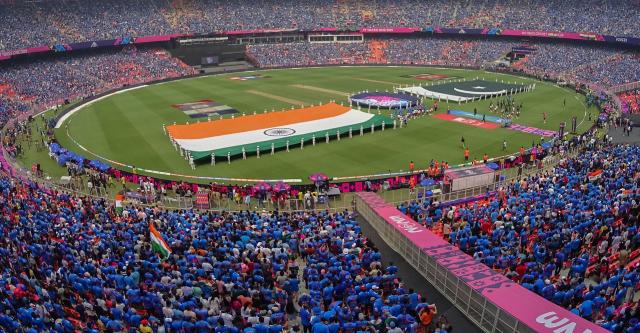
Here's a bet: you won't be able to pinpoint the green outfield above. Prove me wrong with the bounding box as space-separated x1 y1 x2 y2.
43 66 597 183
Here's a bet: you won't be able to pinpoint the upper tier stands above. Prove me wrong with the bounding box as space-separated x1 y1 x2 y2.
0 0 639 51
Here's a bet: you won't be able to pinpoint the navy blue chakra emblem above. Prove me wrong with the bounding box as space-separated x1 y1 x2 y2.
264 128 296 136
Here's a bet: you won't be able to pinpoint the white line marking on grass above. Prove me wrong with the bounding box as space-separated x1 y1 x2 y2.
553 85 589 131
246 90 306 105
290 84 351 97
574 95 589 129
55 85 147 128
356 78 403 85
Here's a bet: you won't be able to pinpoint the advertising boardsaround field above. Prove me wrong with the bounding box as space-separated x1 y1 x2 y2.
357 192 608 333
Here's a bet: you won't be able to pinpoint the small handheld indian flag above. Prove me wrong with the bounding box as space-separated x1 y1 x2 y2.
588 169 603 182
150 222 172 261
115 194 124 215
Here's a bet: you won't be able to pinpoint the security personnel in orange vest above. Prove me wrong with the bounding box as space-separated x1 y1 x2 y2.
464 148 470 161
483 153 489 163
409 161 415 173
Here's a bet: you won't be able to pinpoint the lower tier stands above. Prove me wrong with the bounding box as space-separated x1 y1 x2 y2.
0 170 445 333
400 141 640 332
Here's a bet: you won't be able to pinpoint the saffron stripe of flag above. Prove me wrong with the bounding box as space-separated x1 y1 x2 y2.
115 194 124 215
149 222 172 260
588 169 603 181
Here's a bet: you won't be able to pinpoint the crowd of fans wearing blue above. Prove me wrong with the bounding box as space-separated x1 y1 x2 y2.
0 0 639 51
248 39 640 88
400 141 640 332
247 38 518 69
523 43 640 87
0 2 639 332
0 171 446 333
0 46 195 118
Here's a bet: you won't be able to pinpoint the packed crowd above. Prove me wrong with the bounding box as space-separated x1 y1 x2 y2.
0 46 196 114
0 98 28 130
400 138 640 332
571 53 640 88
247 42 371 68
0 2 639 332
1 0 640 51
247 38 517 68
619 90 640 114
523 43 620 79
383 38 517 67
0 166 453 333
0 39 632 118
248 39 640 88
523 43 640 87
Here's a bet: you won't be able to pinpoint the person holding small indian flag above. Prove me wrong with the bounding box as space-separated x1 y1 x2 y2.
149 221 172 261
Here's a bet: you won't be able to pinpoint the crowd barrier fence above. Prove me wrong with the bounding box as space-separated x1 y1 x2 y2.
354 191 609 333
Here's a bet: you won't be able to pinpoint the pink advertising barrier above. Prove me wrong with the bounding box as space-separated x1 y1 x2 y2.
499 29 605 42
357 192 608 333
359 27 420 34
0 45 50 57
315 27 338 32
134 33 190 43
224 28 298 35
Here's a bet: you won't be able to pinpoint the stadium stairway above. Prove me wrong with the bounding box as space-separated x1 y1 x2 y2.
357 215 483 333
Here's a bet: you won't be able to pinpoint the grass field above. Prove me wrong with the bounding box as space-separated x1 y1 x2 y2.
41 66 598 183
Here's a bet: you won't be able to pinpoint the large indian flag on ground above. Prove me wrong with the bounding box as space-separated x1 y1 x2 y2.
167 102 393 160
149 222 172 260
